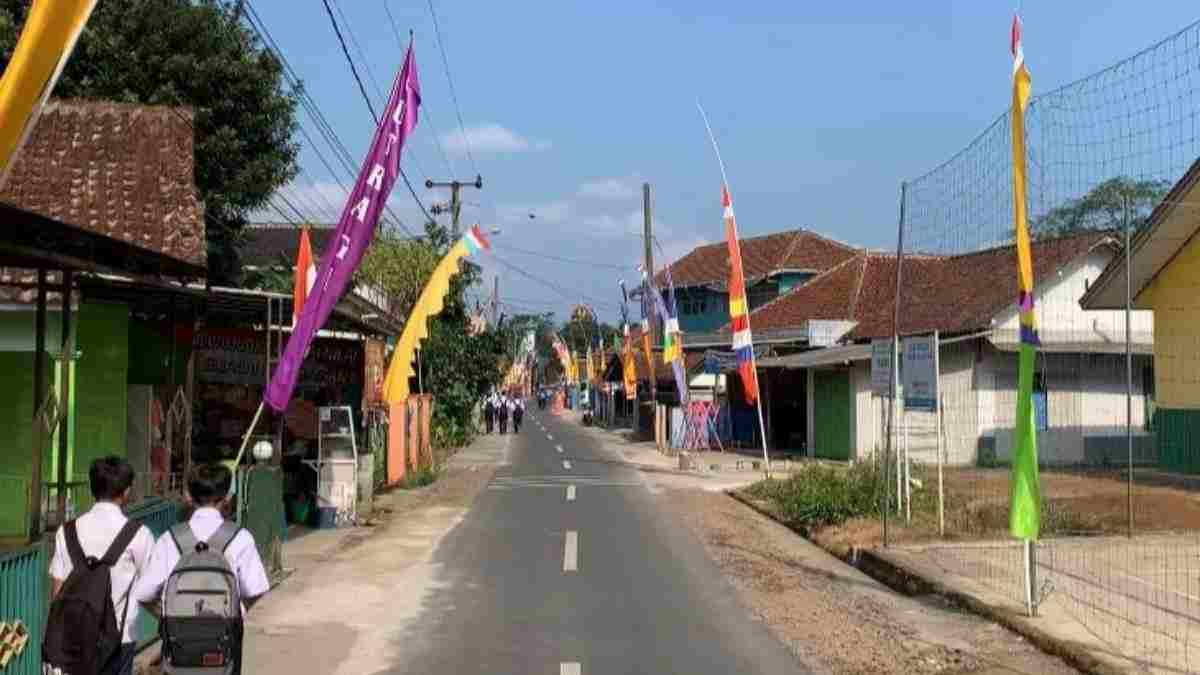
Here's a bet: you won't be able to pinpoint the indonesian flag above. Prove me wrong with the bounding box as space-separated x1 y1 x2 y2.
722 185 758 403
292 228 316 326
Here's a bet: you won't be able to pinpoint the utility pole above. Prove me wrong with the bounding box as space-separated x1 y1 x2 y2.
427 174 483 238
643 183 657 403
491 275 500 326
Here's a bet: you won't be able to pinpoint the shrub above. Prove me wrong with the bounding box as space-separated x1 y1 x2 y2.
745 462 885 531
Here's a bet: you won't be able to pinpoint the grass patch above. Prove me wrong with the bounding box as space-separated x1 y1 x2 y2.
395 466 442 490
743 462 886 534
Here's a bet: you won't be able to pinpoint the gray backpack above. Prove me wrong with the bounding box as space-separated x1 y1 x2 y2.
160 522 243 674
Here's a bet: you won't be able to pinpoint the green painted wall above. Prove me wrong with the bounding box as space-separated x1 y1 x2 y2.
72 302 130 476
127 318 188 387
813 371 851 460
1158 408 1200 474
0 352 48 537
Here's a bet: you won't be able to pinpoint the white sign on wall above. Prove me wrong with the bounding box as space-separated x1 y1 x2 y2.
902 335 937 411
870 339 893 395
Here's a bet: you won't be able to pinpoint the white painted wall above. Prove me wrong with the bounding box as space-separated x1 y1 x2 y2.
994 249 1153 344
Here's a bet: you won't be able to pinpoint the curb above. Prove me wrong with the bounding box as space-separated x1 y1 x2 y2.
724 491 1125 675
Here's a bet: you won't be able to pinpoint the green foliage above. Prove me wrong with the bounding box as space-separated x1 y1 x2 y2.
417 222 506 449
1032 177 1170 238
356 231 440 316
0 0 300 282
396 466 441 490
744 462 885 532
560 312 618 359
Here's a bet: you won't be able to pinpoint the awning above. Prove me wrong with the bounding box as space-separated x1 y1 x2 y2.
757 343 871 369
988 336 1153 355
0 201 206 278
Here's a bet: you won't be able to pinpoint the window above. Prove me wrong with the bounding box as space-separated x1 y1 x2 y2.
1144 364 1156 431
1032 372 1049 432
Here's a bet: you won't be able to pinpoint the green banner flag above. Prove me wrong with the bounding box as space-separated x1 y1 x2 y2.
1009 342 1042 539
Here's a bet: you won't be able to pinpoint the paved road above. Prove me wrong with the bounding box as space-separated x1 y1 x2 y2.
383 410 808 675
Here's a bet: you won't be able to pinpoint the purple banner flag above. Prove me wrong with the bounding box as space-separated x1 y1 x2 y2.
265 44 420 411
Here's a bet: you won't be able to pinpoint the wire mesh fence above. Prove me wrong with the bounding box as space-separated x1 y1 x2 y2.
878 16 1200 674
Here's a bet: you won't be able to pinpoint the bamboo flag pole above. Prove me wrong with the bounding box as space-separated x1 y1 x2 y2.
697 101 772 479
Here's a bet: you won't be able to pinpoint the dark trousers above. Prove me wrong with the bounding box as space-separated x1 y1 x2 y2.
101 643 136 675
498 416 508 434
514 411 523 432
485 410 494 433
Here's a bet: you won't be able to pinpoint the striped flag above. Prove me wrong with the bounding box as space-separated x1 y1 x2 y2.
292 228 316 326
1009 13 1042 541
722 185 758 403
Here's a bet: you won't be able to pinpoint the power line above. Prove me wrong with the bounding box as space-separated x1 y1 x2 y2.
492 255 618 310
493 243 637 270
426 0 478 174
382 1 457 179
246 0 417 235
319 0 436 232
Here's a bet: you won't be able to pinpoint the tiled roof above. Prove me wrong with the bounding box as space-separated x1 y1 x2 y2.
658 229 858 289
241 223 335 267
0 100 205 267
738 232 1112 341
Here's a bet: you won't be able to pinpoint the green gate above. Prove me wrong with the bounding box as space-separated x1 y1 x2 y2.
812 370 851 460
0 542 47 675
238 467 285 581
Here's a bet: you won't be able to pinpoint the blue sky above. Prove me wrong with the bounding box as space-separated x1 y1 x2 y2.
252 1 1200 323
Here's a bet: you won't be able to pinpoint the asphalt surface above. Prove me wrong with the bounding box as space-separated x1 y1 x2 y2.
383 410 809 675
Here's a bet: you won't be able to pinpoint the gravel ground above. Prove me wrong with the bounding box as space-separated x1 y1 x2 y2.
657 488 1081 675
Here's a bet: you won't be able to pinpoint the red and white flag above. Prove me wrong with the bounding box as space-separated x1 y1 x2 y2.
292 227 316 326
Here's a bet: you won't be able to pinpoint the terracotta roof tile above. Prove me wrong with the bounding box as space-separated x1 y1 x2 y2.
658 229 858 289
0 100 205 267
739 232 1111 340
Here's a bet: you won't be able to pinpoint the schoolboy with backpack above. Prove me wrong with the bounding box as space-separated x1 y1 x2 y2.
134 464 270 675
44 456 155 675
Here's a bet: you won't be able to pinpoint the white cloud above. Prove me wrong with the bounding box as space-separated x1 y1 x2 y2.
577 177 640 201
441 123 550 155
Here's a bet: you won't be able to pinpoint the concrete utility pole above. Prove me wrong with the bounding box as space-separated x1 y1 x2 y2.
491 275 500 326
427 174 483 238
643 183 657 402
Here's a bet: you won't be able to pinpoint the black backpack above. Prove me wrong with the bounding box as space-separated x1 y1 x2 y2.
43 519 141 674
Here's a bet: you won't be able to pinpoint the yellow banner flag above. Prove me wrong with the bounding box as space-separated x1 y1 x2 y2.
0 0 98 177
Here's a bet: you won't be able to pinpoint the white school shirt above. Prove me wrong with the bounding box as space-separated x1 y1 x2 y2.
132 507 271 613
49 502 155 644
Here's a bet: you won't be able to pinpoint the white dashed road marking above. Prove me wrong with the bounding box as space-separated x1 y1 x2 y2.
566 485 576 502
563 531 578 572
556 444 564 453
561 663 581 675
563 460 572 470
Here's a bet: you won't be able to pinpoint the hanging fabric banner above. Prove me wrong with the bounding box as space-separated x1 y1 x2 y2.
1008 13 1042 541
381 225 490 403
267 43 421 411
0 0 97 181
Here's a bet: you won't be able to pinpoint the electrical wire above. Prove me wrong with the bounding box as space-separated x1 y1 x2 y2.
492 243 637 270
383 1 458 179
246 0 418 235
491 255 618 310
320 0 435 231
426 0 478 175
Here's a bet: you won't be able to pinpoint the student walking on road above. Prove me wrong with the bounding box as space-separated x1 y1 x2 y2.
135 464 270 675
483 393 495 434
497 393 510 434
44 457 155 675
511 395 524 433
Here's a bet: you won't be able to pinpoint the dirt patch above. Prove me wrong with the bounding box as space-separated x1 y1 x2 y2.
660 489 1080 675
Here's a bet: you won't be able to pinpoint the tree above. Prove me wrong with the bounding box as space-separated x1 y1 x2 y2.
0 0 300 282
410 220 509 448
1032 177 1170 238
355 230 441 316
